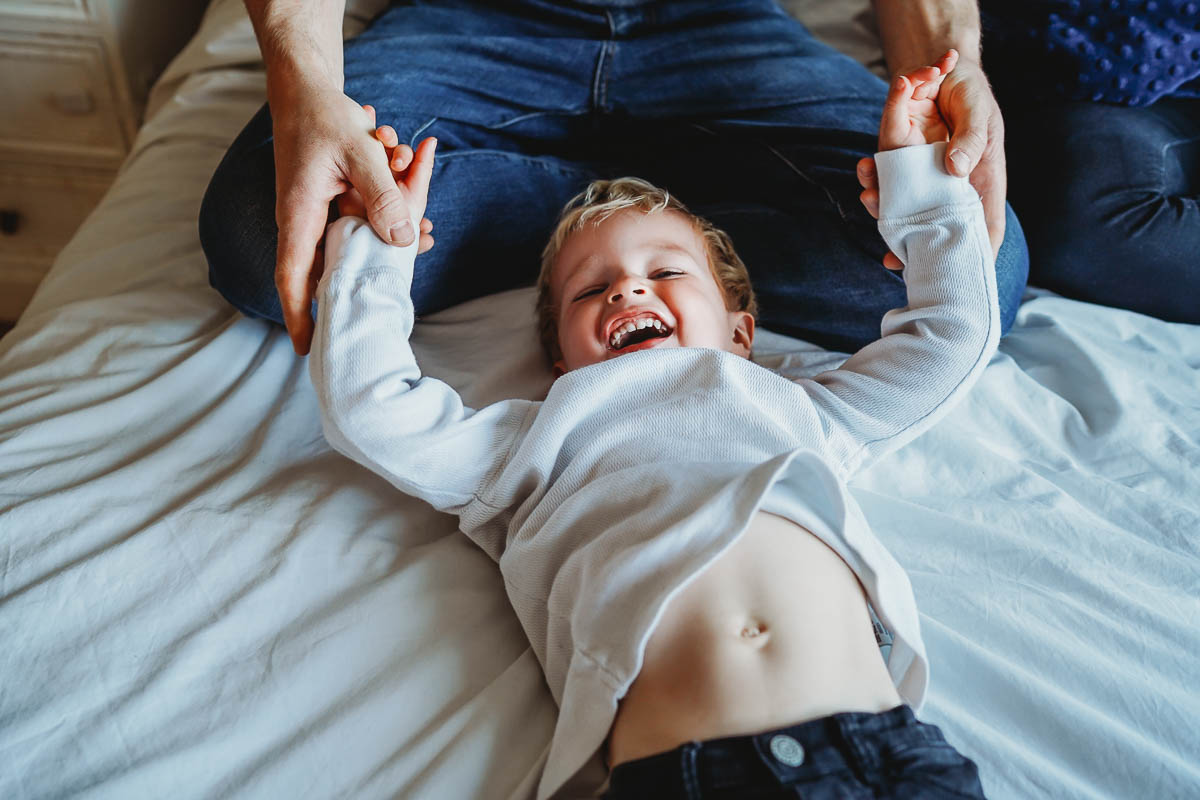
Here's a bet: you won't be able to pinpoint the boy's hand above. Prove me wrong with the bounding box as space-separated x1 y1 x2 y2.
856 49 958 270
878 49 956 151
335 105 436 254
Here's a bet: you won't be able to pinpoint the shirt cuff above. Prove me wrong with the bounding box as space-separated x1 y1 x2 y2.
873 142 979 220
322 215 419 283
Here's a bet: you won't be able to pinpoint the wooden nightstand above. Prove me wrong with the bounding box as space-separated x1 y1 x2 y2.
0 0 208 323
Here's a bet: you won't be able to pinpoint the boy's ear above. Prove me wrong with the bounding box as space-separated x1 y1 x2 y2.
731 311 755 357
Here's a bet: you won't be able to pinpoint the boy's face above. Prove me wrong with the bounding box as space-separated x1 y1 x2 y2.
549 209 754 375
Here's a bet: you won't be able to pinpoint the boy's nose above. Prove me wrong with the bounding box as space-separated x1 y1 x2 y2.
608 285 647 303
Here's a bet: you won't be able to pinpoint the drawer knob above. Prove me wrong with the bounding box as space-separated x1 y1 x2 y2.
53 89 96 116
1 210 19 235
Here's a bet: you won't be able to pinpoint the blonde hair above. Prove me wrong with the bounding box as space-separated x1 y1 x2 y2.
536 177 757 362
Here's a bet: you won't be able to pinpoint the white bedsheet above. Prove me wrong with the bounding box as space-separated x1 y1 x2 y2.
2 2 1198 798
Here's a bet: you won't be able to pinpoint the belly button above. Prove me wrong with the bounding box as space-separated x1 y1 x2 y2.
739 621 769 640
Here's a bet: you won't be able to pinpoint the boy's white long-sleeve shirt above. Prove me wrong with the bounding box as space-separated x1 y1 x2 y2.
309 142 998 799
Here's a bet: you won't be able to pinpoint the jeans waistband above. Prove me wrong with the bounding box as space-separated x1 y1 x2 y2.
494 0 783 26
608 704 924 793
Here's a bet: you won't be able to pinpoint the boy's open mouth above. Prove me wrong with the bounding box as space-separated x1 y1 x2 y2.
607 315 674 352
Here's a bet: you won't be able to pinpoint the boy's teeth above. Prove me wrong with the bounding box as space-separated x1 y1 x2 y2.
609 316 671 350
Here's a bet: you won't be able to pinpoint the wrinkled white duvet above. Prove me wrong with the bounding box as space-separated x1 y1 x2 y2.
1 1 1197 798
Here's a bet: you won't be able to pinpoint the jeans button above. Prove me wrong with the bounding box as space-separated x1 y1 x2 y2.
769 734 806 766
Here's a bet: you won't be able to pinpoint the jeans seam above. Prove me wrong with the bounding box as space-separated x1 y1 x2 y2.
681 744 701 799
592 39 613 112
409 116 438 146
489 108 589 129
690 122 845 217
435 148 596 178
1161 133 1200 195
764 141 845 217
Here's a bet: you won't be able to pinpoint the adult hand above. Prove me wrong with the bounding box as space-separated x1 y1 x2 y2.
937 57 1007 260
337 108 437 253
269 78 422 355
855 57 1007 269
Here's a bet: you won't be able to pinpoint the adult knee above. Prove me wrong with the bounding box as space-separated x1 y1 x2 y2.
198 106 284 323
1036 189 1199 322
995 203 1030 335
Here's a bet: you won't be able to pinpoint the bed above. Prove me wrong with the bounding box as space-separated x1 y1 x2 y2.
1 1 1197 798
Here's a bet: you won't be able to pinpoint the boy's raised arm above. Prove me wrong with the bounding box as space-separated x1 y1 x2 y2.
804 140 998 475
308 216 535 528
798 55 1000 475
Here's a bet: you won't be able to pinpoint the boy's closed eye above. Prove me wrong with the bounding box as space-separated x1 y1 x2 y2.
571 269 686 302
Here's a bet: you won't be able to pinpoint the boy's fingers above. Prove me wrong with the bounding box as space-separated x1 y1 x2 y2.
905 51 957 101
375 125 398 148
904 65 940 85
856 157 878 190
936 49 959 75
404 137 437 211
883 251 904 271
362 104 376 124
418 232 435 254
915 79 942 101
391 143 414 173
859 187 880 219
879 76 910 150
420 217 433 233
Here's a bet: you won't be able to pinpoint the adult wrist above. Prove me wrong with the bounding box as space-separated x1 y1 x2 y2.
874 0 981 75
246 0 346 93
265 45 344 104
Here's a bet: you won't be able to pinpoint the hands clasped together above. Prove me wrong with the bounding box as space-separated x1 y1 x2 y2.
856 49 978 271
333 104 438 246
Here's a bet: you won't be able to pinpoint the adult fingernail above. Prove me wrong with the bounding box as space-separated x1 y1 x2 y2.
389 219 414 245
949 149 970 174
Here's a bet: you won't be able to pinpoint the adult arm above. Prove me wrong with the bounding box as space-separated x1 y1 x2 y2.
871 0 1006 258
244 0 419 355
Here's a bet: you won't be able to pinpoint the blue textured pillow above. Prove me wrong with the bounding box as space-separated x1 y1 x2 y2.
980 0 1200 105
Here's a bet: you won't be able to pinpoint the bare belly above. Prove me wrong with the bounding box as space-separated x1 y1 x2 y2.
606 511 902 768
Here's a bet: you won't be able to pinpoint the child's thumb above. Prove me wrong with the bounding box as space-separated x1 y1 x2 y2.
349 151 415 246
878 76 910 151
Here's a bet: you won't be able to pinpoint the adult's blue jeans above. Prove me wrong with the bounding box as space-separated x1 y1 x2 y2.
1002 97 1200 323
200 0 1029 353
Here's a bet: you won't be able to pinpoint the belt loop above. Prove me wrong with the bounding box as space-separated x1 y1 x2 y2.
832 712 875 782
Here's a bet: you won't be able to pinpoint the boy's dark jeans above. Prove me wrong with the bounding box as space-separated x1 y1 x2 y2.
200 0 1029 353
604 704 986 799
